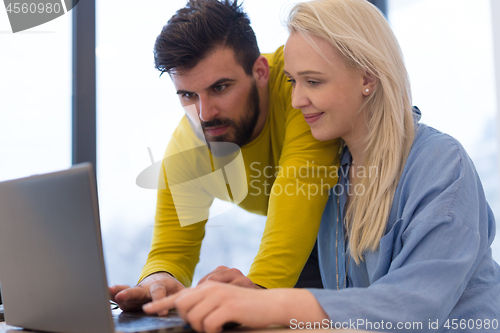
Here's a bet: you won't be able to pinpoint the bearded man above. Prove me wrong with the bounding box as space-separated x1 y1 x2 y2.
110 0 340 310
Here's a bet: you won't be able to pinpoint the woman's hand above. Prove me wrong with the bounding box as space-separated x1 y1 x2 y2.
142 281 283 333
143 281 329 333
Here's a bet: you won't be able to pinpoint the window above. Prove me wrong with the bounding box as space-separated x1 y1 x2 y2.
389 0 499 258
0 10 71 182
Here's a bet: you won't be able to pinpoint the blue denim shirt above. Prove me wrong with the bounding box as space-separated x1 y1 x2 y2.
309 110 500 332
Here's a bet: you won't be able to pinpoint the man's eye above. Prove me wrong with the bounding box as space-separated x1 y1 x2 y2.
182 93 196 99
214 84 227 92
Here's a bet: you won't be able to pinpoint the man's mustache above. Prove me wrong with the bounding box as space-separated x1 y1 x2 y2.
201 118 234 129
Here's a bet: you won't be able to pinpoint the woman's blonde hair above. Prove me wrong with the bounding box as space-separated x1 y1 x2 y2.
286 0 415 263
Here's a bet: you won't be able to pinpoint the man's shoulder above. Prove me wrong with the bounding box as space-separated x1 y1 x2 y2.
262 45 285 66
262 46 293 120
263 46 286 86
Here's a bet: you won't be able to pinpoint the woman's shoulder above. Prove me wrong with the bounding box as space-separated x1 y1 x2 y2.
413 122 465 153
395 123 473 212
386 119 494 247
406 122 470 174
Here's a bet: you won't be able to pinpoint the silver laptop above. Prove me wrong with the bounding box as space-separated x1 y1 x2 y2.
0 163 191 333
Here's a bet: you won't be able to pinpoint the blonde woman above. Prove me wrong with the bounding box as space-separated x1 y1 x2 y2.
142 0 500 331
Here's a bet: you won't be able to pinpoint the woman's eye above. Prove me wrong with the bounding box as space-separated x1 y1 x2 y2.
308 81 320 86
286 79 296 85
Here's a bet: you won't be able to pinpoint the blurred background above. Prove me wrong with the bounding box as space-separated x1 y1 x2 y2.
0 0 499 288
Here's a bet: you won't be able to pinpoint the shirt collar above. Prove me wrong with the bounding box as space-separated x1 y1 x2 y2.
413 106 422 124
339 145 352 170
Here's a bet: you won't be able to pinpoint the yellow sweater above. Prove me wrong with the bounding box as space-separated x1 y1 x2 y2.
140 46 341 289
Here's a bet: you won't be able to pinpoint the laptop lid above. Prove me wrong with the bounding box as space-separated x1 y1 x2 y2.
0 163 114 333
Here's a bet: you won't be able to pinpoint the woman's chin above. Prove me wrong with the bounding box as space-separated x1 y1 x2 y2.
311 129 337 142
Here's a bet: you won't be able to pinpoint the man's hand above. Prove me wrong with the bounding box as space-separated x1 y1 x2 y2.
197 266 261 289
109 272 186 312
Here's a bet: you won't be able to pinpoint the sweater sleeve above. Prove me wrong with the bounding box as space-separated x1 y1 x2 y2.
139 118 213 287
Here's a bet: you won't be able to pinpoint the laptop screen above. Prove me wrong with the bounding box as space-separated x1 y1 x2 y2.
0 163 114 333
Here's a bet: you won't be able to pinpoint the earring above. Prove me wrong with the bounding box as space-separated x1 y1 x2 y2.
365 89 370 93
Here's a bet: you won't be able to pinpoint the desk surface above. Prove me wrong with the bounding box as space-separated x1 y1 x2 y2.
0 321 369 333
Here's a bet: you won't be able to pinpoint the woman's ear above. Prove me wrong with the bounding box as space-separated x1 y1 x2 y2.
252 56 270 87
362 70 377 96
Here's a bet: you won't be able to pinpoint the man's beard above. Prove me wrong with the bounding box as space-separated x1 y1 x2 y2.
201 81 260 157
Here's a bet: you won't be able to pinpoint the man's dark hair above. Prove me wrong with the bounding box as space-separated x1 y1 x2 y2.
154 0 260 76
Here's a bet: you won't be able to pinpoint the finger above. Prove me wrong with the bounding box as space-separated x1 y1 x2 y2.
228 277 257 289
202 306 235 333
112 285 154 311
173 288 208 320
115 285 150 303
204 269 244 284
143 287 204 319
150 283 167 301
197 275 209 285
181 296 221 332
109 285 130 301
148 283 169 315
143 293 179 315
164 279 187 296
198 266 229 285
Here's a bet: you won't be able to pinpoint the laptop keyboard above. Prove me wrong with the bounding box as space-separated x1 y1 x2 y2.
113 311 191 332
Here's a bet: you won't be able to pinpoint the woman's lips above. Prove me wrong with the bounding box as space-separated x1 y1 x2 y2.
303 112 324 124
205 125 229 136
